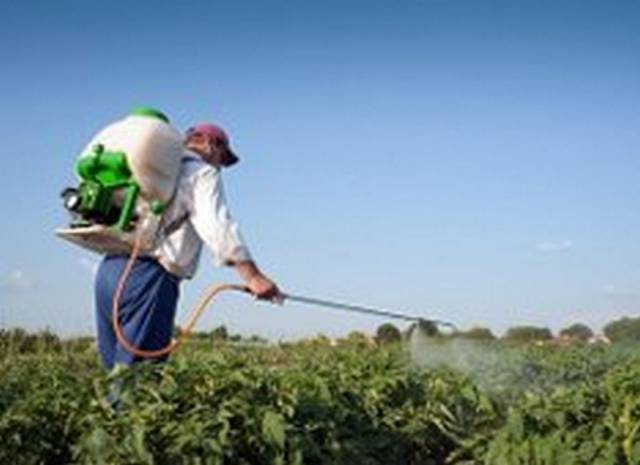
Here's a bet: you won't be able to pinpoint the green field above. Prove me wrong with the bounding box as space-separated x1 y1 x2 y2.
1 330 639 465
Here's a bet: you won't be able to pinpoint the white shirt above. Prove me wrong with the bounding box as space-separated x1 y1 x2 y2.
152 152 252 279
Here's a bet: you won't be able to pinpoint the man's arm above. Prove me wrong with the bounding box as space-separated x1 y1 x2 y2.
189 166 282 301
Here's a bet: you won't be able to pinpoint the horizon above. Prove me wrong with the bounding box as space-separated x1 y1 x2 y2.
0 318 624 342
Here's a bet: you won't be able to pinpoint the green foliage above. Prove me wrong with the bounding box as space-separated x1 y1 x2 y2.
0 343 496 464
481 361 640 464
604 316 640 343
1 331 639 464
453 327 496 341
559 323 594 342
503 326 553 344
340 331 372 347
0 328 62 355
0 328 94 358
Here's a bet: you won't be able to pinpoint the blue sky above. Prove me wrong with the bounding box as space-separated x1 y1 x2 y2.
0 0 639 339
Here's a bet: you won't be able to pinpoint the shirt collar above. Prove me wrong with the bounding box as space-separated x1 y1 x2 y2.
183 149 202 161
182 150 220 172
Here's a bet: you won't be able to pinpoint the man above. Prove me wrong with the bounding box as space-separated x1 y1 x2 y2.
95 122 281 369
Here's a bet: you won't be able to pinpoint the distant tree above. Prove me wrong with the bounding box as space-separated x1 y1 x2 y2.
0 328 61 354
406 320 440 341
248 334 268 344
211 325 229 341
375 323 402 345
315 334 332 344
189 330 210 339
503 326 553 343
306 334 333 347
454 326 496 341
603 317 640 343
559 323 594 342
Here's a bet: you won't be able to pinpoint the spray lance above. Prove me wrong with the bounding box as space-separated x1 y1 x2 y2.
281 293 457 333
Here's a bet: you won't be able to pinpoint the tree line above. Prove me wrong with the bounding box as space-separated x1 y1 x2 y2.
374 315 640 345
1 315 639 353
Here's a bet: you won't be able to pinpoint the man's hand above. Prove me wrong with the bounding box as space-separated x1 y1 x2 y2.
247 274 283 303
234 261 284 304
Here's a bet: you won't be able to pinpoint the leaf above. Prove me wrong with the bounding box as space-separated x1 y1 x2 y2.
262 411 286 450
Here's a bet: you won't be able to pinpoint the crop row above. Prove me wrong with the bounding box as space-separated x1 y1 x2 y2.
0 338 639 464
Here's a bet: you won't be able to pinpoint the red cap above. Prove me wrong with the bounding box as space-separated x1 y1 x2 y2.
186 123 239 166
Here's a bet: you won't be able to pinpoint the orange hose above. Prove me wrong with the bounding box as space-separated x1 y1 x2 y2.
112 233 251 358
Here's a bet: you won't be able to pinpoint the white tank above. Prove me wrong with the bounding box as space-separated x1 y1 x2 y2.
80 110 183 204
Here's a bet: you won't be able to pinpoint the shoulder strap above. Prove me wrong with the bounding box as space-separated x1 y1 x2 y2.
161 211 189 238
155 155 200 240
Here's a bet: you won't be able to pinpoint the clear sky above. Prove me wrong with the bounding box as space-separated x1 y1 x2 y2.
0 0 639 339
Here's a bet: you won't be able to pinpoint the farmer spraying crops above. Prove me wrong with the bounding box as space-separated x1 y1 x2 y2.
57 109 282 369
98 120 283 368
95 122 282 368
57 108 453 371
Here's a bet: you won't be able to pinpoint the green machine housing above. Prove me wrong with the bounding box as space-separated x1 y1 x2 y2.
61 107 169 233
62 144 159 231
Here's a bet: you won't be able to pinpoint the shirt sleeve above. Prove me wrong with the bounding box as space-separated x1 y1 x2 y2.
187 166 253 266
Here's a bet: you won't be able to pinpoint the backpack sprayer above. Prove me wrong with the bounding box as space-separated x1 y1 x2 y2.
57 107 182 254
58 108 455 358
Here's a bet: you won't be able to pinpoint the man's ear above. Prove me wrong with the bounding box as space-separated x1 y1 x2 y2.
205 140 217 157
184 138 197 151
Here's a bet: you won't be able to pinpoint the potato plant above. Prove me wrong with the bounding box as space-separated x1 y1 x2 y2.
0 334 638 464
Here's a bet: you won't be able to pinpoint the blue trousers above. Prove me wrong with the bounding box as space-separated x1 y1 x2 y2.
95 255 180 370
